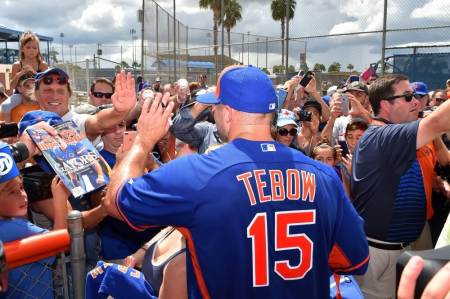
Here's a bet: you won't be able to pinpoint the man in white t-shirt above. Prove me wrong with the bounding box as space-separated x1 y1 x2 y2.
331 81 372 144
33 67 136 141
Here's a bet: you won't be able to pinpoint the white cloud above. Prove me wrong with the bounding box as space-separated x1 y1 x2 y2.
411 0 450 19
71 0 125 32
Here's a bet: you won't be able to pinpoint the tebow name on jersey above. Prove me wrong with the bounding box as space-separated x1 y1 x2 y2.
236 169 316 205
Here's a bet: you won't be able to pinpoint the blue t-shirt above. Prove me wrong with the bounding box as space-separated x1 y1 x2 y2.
0 218 54 299
351 121 426 243
116 138 369 299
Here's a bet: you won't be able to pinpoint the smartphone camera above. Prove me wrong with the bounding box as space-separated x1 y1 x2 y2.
299 71 313 88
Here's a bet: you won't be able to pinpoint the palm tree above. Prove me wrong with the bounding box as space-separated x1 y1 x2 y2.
222 0 242 59
199 0 222 60
271 0 296 66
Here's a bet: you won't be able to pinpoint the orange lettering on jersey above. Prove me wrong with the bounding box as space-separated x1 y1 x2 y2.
269 170 285 201
286 169 300 200
237 172 257 205
301 170 316 202
254 170 271 203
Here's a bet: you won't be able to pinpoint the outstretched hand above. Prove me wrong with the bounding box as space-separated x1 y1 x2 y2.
112 70 136 113
135 92 174 151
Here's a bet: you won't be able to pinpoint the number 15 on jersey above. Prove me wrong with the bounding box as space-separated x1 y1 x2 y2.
247 209 315 287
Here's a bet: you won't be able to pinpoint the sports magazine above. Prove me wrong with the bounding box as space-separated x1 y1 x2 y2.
28 121 111 198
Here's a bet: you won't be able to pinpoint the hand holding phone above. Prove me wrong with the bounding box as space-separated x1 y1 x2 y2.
122 131 137 153
341 94 349 115
299 71 313 87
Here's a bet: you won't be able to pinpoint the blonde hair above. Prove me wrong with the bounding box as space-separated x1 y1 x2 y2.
19 31 44 63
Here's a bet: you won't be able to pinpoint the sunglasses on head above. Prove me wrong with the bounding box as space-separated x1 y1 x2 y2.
42 75 68 85
278 128 297 137
385 92 418 102
92 91 113 99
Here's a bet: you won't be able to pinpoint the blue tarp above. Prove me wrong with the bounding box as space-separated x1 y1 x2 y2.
392 53 450 90
157 59 215 69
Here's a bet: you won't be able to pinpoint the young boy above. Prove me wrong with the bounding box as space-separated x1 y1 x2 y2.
0 145 70 299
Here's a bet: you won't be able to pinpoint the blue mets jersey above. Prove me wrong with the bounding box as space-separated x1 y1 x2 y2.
116 138 369 299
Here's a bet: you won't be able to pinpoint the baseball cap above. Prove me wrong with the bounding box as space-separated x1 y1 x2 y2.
18 72 35 86
0 141 20 183
411 82 428 96
34 67 69 86
327 85 338 96
177 78 189 90
196 88 218 105
345 81 368 94
155 77 161 82
277 109 298 127
216 65 276 113
302 100 322 116
19 110 64 135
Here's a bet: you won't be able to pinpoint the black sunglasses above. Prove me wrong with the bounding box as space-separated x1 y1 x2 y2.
42 75 68 85
278 128 297 137
92 91 113 99
435 97 447 103
385 93 419 102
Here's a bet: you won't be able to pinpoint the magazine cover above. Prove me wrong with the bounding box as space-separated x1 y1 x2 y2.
28 121 111 198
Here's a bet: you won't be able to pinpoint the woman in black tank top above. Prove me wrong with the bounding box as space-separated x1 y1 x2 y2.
10 31 48 90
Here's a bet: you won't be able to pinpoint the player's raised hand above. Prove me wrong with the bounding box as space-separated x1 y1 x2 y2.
136 92 174 150
111 70 136 113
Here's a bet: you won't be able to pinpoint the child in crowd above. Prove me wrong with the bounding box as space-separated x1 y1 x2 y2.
10 31 48 91
0 156 69 298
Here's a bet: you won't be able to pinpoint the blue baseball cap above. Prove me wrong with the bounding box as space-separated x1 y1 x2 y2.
411 82 428 96
196 89 219 105
19 110 64 135
34 67 69 86
216 65 276 113
0 141 20 183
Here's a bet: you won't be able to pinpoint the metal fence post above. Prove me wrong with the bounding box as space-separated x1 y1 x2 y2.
68 210 86 299
85 59 90 95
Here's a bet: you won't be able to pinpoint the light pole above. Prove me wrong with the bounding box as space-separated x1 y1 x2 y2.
59 33 64 63
69 45 73 64
247 32 250 65
207 32 212 56
256 38 260 68
130 28 136 67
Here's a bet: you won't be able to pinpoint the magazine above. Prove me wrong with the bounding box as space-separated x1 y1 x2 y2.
27 121 111 198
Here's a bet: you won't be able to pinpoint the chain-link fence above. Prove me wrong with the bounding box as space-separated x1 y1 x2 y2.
140 0 449 91
4 211 86 299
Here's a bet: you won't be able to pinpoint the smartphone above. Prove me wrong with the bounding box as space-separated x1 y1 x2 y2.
0 122 19 139
341 94 349 115
297 110 312 122
122 131 137 152
298 70 305 77
338 139 350 158
299 71 313 87
275 89 288 110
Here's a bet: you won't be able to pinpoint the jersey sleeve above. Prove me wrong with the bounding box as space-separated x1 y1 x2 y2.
328 182 369 275
115 158 200 231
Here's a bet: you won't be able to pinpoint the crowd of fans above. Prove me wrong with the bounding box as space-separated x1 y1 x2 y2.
0 30 450 299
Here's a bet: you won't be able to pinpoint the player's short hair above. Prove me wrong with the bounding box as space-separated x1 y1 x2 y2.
368 74 409 115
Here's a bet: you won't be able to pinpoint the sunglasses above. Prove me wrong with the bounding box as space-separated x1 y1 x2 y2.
92 91 113 99
278 128 297 137
42 75 68 85
385 92 419 102
435 97 447 103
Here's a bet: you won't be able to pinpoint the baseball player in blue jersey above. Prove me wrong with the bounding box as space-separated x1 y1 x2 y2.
104 65 369 299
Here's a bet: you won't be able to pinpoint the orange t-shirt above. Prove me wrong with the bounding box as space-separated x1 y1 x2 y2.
10 103 41 123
